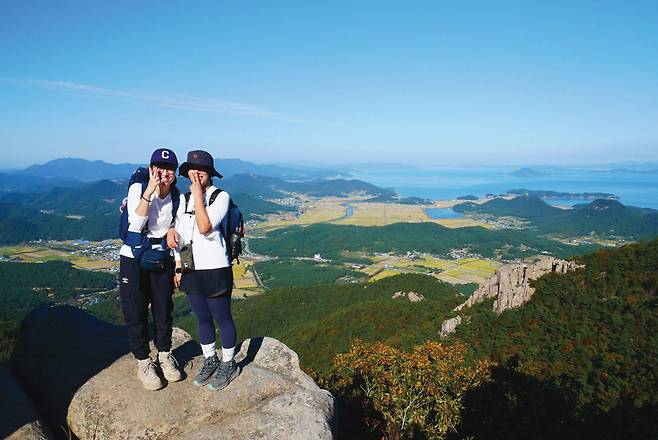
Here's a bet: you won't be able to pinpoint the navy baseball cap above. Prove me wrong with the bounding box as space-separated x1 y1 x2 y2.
150 148 179 168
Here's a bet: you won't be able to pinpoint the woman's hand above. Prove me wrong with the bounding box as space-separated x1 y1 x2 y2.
146 166 162 198
166 227 179 249
174 272 182 288
189 170 203 198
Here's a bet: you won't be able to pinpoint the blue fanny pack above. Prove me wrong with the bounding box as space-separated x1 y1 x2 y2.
126 232 170 271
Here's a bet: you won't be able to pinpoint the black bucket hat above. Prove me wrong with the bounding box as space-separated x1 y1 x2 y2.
178 150 223 179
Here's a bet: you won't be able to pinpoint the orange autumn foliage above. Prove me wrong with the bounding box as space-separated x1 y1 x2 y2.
332 340 493 439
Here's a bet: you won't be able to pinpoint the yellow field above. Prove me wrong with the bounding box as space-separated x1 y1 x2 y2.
232 259 260 290
254 198 492 231
369 269 403 281
0 246 73 262
72 257 118 271
362 255 499 285
252 198 351 231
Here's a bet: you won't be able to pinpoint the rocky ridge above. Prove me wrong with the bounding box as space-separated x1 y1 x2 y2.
440 256 581 337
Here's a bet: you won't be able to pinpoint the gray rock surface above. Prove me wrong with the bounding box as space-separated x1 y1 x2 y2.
11 306 335 440
456 256 581 313
438 316 462 338
0 364 53 440
440 257 581 336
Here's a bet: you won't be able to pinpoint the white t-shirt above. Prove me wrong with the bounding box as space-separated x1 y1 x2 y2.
119 183 176 259
173 186 230 270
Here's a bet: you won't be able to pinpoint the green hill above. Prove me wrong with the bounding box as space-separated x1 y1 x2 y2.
452 238 658 439
454 195 564 218
454 196 658 239
249 222 597 260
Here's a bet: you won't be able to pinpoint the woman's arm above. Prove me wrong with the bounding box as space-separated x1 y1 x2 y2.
135 167 161 217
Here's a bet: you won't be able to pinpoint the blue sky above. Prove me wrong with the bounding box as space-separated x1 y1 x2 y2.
1 1 658 167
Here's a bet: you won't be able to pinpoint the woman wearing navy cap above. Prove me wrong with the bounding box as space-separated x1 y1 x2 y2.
118 147 183 390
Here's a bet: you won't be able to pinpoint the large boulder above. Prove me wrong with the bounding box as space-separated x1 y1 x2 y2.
0 364 53 440
11 306 335 439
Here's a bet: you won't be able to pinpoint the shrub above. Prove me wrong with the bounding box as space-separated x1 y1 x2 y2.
332 339 493 439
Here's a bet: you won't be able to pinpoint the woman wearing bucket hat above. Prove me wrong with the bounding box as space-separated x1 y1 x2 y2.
118 147 183 390
169 150 239 391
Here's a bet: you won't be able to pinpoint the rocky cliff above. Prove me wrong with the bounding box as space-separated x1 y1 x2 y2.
440 257 581 337
8 306 335 439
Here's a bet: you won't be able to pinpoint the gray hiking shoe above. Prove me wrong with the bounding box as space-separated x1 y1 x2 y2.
192 355 220 386
207 359 239 391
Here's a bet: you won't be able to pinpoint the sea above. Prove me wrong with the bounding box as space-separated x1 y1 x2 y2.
351 167 658 211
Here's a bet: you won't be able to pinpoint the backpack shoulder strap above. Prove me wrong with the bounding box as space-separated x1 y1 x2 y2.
169 186 180 227
208 188 223 206
184 192 192 213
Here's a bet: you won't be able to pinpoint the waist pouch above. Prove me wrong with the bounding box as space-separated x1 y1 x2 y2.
125 232 170 272
140 247 170 272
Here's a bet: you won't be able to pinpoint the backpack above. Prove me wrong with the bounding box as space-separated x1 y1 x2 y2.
184 189 245 264
118 167 180 257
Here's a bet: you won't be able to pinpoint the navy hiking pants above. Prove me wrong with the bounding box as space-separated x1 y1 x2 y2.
119 255 174 360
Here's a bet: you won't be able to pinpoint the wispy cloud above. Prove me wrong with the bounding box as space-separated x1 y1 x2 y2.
3 78 340 125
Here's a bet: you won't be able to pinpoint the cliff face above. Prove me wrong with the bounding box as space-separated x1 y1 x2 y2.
457 256 582 314
440 257 581 337
9 306 335 440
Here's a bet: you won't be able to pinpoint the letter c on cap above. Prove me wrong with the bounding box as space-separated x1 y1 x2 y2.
162 150 170 159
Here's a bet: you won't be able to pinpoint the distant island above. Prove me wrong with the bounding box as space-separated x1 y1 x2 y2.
507 188 618 200
591 168 658 175
457 195 479 201
509 167 548 177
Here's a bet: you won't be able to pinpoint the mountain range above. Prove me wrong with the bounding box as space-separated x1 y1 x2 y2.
6 157 347 186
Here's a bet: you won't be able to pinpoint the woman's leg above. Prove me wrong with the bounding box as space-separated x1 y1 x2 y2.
149 257 174 353
206 293 237 360
186 293 217 346
118 256 150 360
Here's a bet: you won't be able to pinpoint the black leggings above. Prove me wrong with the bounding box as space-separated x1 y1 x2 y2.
187 293 237 349
119 256 174 360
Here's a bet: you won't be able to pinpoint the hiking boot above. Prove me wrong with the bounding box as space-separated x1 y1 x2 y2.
207 359 239 391
158 351 182 382
137 357 164 391
192 355 220 386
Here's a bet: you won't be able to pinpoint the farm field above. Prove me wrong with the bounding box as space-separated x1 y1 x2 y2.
361 254 500 285
253 197 492 231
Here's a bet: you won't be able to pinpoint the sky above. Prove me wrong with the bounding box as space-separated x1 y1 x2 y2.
1 0 658 168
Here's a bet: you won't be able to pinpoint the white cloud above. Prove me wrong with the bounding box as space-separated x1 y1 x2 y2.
3 78 340 125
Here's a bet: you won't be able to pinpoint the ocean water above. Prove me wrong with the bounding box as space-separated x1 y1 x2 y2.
352 167 658 210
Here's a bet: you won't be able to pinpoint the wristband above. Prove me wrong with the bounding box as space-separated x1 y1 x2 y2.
175 268 182 274
141 195 150 203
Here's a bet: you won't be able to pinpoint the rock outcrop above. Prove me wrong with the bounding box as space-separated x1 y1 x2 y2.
391 291 424 302
440 257 582 336
0 364 53 440
438 316 462 338
10 306 335 440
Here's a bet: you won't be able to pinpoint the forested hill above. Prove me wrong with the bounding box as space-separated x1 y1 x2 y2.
454 196 658 239
250 222 597 260
451 237 658 439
